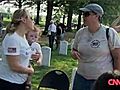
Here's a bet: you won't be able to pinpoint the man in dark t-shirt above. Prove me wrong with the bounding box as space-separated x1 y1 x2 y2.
56 22 66 49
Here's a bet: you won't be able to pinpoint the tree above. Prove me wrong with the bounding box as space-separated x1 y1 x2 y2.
31 0 45 25
66 1 73 31
35 1 41 24
66 0 79 31
43 0 54 34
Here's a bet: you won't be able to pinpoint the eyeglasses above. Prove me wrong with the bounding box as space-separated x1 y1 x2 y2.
82 12 91 17
82 11 97 17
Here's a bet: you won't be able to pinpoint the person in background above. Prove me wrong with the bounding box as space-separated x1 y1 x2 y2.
48 20 56 51
56 21 66 49
111 16 120 33
0 9 40 90
92 70 120 90
59 23 66 41
71 3 120 90
56 21 62 50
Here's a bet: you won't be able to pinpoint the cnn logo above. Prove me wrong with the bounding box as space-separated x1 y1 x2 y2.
108 79 120 85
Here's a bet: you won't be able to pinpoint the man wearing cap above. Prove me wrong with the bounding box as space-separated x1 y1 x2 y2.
71 3 120 90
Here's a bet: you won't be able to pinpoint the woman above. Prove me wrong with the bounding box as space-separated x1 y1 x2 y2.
71 3 120 90
0 9 40 90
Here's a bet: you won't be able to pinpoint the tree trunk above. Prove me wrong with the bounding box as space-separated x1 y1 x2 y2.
18 0 22 9
66 2 73 31
35 1 40 25
63 14 65 24
43 0 53 35
77 11 82 30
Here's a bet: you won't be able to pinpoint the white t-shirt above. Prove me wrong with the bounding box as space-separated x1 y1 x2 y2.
31 42 42 54
0 32 31 84
73 24 120 79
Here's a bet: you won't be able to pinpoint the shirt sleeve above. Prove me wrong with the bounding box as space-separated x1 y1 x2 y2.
109 28 120 50
3 36 20 55
31 42 42 53
72 29 81 50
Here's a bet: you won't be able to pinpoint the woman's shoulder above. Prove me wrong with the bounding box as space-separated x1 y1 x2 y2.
4 32 18 41
101 24 119 39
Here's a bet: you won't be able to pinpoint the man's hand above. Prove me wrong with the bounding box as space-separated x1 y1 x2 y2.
71 49 81 60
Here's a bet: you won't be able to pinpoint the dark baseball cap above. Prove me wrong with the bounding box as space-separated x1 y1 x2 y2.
80 4 104 17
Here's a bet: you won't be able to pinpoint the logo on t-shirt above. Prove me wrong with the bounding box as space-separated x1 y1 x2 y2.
90 40 100 48
8 47 16 53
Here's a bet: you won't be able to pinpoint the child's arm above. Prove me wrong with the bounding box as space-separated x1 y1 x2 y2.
36 52 43 66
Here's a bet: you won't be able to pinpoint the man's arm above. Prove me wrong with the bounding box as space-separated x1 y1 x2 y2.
112 48 120 71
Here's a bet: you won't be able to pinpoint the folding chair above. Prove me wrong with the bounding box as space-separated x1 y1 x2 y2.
37 70 70 90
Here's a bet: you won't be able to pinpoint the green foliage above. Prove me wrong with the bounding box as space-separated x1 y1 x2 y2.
3 17 11 28
72 18 77 24
39 21 45 27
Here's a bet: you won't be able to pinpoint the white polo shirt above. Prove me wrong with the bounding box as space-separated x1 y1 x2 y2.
0 32 31 84
73 24 120 79
48 23 56 33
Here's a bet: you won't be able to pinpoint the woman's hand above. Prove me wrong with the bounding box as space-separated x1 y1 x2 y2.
28 65 34 75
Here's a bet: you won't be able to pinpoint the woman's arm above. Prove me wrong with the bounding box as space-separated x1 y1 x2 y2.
7 55 34 74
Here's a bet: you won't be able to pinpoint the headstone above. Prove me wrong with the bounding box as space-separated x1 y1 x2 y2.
71 39 75 50
1 29 6 38
59 40 68 55
0 45 2 61
71 67 77 90
41 46 51 66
